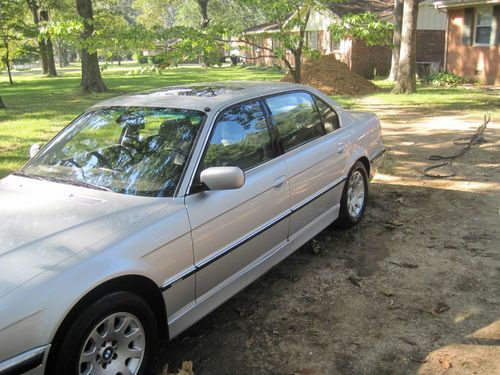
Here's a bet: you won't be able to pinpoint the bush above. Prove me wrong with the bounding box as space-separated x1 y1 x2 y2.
422 72 469 87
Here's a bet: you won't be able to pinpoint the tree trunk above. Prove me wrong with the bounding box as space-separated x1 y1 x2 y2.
0 96 5 109
389 0 404 81
392 0 418 94
40 10 57 77
4 43 13 85
292 52 302 83
76 0 107 93
197 0 210 29
27 0 49 74
58 41 64 68
39 41 49 74
61 42 70 66
286 7 310 84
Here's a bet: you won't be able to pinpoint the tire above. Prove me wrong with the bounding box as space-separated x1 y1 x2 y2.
53 291 158 375
335 161 368 228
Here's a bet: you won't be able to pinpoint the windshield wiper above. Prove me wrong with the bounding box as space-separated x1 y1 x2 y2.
13 171 112 192
13 171 44 180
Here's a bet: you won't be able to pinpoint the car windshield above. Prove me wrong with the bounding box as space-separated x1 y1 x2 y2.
21 106 205 197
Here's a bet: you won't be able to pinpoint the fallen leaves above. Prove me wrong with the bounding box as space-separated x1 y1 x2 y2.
431 302 451 316
347 275 362 287
387 261 419 269
384 220 404 230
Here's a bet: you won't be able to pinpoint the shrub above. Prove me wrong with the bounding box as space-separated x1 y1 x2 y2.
422 72 469 87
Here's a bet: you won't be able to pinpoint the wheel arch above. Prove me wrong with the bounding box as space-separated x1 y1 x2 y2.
345 143 370 178
358 156 370 177
45 274 168 374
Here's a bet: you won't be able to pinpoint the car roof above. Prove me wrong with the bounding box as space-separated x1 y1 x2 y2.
91 81 308 113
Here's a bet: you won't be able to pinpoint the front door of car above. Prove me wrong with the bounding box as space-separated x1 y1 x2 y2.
265 92 349 238
184 100 290 298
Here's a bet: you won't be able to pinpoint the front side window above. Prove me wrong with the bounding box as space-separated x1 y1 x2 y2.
475 7 493 44
22 107 205 197
315 98 340 133
203 101 273 171
266 92 324 152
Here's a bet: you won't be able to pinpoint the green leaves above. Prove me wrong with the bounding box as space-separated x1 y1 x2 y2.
329 12 394 46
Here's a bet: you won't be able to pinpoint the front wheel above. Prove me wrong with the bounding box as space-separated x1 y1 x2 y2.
335 161 368 228
53 291 158 375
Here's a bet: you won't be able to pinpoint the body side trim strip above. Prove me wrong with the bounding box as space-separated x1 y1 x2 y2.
0 346 47 375
369 146 386 164
160 176 346 292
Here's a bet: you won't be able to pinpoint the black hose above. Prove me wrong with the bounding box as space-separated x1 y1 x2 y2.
424 113 491 178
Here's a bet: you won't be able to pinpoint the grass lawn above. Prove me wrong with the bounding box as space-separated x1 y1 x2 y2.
0 63 283 177
1 63 498 178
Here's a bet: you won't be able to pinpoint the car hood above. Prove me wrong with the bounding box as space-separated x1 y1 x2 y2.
0 175 168 299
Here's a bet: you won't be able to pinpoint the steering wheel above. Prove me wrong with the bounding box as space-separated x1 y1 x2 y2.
90 151 113 169
115 145 134 159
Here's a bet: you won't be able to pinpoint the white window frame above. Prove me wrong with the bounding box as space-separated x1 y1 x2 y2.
305 31 319 51
330 32 341 52
474 6 494 46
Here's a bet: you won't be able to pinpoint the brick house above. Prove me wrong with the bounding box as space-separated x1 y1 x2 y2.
434 0 500 84
243 0 447 78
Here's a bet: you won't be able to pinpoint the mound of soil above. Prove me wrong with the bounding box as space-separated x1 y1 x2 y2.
282 54 379 96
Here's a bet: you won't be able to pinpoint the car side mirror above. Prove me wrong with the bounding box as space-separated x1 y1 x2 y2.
200 166 245 191
29 144 41 159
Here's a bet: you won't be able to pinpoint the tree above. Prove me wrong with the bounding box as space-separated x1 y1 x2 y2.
75 0 107 93
392 0 418 93
26 0 58 76
236 1 392 83
0 0 26 85
40 9 57 76
389 0 403 81
235 0 335 83
197 0 210 29
329 12 394 48
27 0 49 74
0 96 5 109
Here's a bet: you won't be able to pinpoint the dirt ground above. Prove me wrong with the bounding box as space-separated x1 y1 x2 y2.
153 99 500 375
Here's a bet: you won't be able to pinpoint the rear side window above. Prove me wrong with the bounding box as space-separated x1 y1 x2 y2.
266 92 324 152
315 98 340 133
203 101 273 171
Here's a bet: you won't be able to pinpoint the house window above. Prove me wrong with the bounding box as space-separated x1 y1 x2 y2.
305 31 319 50
330 32 341 52
474 7 493 45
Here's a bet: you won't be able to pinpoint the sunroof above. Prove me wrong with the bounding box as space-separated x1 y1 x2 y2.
141 85 246 98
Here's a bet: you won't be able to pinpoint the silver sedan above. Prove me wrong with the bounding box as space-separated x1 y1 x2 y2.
0 82 384 375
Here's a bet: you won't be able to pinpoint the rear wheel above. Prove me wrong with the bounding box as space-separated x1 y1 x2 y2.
54 291 158 375
335 161 368 228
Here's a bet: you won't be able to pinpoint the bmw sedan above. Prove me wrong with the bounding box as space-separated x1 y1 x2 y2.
0 81 384 375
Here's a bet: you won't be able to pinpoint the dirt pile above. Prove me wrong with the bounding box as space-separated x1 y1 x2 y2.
282 54 379 96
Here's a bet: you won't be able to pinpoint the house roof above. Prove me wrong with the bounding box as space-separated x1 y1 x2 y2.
434 0 499 9
244 20 282 34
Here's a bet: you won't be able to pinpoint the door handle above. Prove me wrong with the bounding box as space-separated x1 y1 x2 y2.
273 176 287 190
337 143 346 154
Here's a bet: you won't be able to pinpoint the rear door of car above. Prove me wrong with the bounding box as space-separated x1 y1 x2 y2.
184 99 290 298
264 91 349 238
